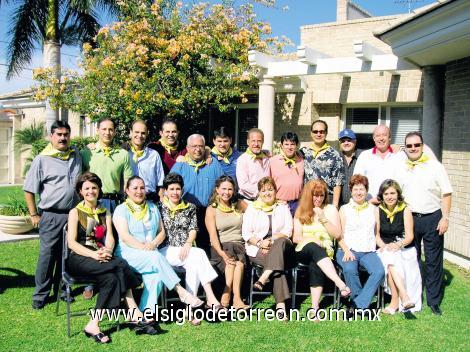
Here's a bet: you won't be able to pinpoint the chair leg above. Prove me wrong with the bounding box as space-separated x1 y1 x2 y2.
66 285 71 338
248 267 255 307
55 279 62 316
291 268 298 309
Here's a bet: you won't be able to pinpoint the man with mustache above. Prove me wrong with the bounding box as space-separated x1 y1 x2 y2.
24 120 82 309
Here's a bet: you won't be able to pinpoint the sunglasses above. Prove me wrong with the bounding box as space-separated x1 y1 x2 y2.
312 130 326 135
405 143 423 149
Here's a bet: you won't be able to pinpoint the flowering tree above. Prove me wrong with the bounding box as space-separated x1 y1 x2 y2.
34 0 286 137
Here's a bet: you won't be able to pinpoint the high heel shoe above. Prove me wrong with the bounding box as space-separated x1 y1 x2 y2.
181 293 204 308
132 320 162 335
84 330 111 344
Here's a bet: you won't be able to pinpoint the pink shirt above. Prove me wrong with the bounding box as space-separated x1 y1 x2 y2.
236 152 270 199
269 154 304 202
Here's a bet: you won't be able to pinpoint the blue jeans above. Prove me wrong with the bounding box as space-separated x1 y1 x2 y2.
336 249 384 309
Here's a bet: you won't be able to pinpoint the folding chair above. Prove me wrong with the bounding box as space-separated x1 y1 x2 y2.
248 263 282 306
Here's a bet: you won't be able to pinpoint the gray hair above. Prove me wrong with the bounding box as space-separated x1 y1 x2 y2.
187 134 205 146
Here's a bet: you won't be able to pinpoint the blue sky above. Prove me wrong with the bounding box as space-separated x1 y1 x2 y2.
0 0 436 94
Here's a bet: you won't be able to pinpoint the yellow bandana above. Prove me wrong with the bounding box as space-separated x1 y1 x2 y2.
97 141 115 158
310 143 330 158
163 197 190 218
213 199 240 216
211 146 233 164
350 199 369 213
130 145 144 162
124 198 149 221
40 143 73 161
280 150 298 169
379 202 407 223
252 199 279 214
76 201 107 222
184 154 206 173
406 154 430 170
245 148 267 160
159 138 178 154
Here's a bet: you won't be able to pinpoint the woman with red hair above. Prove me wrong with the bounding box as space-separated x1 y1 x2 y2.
293 179 350 319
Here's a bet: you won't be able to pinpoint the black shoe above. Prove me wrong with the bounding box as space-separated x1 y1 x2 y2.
32 300 46 310
134 321 162 335
430 305 442 316
60 294 75 303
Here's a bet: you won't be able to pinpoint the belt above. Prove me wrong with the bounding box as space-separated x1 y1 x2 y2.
41 208 70 214
102 193 123 201
412 211 437 218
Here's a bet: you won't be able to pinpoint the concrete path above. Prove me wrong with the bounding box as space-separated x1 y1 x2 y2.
0 229 39 243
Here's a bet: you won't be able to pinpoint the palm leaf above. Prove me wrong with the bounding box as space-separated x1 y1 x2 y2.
14 121 46 151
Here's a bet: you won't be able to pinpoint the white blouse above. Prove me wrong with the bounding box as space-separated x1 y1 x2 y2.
341 202 377 252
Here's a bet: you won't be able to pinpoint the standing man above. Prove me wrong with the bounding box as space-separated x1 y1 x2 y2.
236 128 271 201
81 117 133 212
24 120 82 309
300 120 345 208
126 120 165 203
338 128 363 206
270 131 304 215
211 126 241 181
354 125 397 204
171 134 224 251
148 118 187 175
394 132 452 316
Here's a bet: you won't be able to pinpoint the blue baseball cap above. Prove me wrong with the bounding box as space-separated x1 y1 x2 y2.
338 128 356 140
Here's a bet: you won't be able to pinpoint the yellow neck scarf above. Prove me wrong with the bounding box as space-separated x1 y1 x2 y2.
379 202 406 223
130 144 144 162
211 146 233 164
350 199 369 213
124 198 149 221
159 138 177 154
280 150 298 169
97 141 114 157
253 199 279 214
406 154 429 170
213 198 240 216
310 142 330 158
76 201 107 222
163 197 190 218
245 148 267 160
185 154 206 173
40 143 73 161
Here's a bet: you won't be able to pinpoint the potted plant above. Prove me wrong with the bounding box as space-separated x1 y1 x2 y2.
0 197 34 234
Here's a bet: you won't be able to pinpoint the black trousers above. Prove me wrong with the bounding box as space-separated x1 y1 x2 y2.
296 242 329 287
67 254 141 310
196 207 210 255
413 210 444 306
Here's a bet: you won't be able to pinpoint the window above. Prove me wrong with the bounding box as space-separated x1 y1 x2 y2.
390 107 423 146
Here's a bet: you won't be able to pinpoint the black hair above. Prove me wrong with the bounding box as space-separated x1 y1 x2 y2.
163 172 184 190
213 126 233 140
50 120 71 134
405 131 423 144
377 179 405 204
280 131 299 145
311 119 328 133
125 175 145 190
160 118 178 131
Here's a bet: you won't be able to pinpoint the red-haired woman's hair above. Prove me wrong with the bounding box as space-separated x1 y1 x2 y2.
295 179 329 224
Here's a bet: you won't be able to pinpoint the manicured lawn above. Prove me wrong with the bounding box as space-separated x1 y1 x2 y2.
0 185 23 205
1 240 469 351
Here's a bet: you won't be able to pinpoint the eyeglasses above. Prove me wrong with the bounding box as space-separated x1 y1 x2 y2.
312 130 326 135
313 194 325 197
405 143 422 149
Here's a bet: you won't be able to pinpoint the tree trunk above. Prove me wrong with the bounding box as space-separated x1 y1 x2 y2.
43 40 61 134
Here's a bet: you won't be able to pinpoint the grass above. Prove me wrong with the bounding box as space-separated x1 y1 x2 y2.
1 240 469 352
0 186 23 205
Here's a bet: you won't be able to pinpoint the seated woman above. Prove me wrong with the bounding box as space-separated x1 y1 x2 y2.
158 173 223 313
205 175 249 309
337 174 385 311
242 177 293 318
67 172 159 343
293 180 350 318
376 179 422 314
113 176 204 316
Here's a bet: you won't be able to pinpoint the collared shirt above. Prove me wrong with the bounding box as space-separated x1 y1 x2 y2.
353 147 398 199
129 147 164 193
300 145 345 196
236 152 271 200
211 148 242 181
23 149 82 210
171 160 224 207
393 158 452 214
148 140 187 175
81 146 133 194
340 149 363 205
269 153 304 202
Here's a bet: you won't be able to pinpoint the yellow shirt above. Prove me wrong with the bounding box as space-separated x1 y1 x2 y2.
295 221 334 258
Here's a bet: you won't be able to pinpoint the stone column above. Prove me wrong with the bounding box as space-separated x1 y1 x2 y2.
422 65 445 159
258 76 276 152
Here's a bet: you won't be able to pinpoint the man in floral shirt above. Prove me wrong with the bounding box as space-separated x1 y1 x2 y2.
300 120 345 208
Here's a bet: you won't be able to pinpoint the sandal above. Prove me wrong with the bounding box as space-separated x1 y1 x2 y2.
181 293 204 308
133 321 162 335
382 306 397 315
276 309 288 322
220 294 231 308
253 281 265 291
340 285 351 298
403 301 416 310
205 303 228 313
233 301 250 310
84 330 111 344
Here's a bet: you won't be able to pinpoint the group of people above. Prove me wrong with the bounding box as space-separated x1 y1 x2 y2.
23 116 452 343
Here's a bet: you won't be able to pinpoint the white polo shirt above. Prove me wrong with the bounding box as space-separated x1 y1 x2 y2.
353 147 399 199
393 159 452 214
